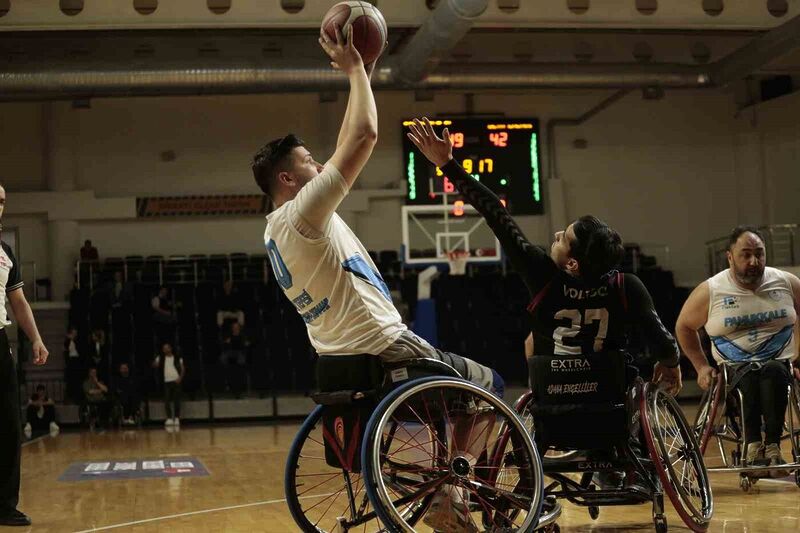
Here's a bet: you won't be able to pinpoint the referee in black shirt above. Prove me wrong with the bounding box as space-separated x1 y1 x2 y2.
0 185 49 527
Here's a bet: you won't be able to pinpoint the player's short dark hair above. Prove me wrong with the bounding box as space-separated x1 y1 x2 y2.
570 215 625 282
252 134 306 199
727 225 765 251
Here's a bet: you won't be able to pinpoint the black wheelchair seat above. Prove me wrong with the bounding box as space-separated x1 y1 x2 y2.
311 354 464 473
529 351 635 450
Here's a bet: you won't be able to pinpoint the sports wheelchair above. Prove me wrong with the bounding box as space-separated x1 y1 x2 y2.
285 354 559 532
693 361 800 491
511 352 713 533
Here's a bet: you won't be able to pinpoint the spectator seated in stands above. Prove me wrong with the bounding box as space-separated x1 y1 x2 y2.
80 239 99 262
109 271 133 311
87 328 109 383
220 322 249 398
216 280 245 330
152 286 178 344
114 363 140 426
24 385 58 438
64 326 84 404
83 367 111 428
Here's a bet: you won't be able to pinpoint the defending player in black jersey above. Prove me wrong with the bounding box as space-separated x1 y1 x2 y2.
407 118 681 392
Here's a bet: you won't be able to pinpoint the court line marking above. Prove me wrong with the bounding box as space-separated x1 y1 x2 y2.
21 434 51 447
73 492 336 532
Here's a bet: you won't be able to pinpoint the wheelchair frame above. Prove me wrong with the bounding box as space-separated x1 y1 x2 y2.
512 380 713 533
284 357 554 532
694 362 800 490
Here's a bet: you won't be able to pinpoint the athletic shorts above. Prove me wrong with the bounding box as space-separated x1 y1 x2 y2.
379 331 504 397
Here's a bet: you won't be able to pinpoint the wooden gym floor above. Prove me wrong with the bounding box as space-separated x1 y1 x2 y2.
8 405 800 533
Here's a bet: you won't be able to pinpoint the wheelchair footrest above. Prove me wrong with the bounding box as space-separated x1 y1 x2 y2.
708 462 800 475
553 488 652 507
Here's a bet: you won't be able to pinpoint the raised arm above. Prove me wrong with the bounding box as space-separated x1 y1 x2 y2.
336 62 376 150
407 117 557 294
290 27 378 238
319 26 378 188
675 281 716 390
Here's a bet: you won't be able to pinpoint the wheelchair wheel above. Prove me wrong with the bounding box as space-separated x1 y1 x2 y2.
693 372 723 455
642 383 713 532
285 405 399 532
362 377 544 532
513 391 579 462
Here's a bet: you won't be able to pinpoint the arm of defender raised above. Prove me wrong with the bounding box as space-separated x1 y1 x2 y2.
407 117 558 295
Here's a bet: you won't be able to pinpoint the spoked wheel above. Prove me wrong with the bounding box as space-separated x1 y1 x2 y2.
788 380 800 482
514 391 580 462
642 384 714 532
693 372 723 455
363 378 544 532
285 405 406 532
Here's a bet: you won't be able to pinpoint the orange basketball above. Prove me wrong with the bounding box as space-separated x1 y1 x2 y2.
321 1 387 65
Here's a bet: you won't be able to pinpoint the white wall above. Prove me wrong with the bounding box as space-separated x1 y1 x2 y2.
738 91 800 226
2 86 800 293
0 103 45 191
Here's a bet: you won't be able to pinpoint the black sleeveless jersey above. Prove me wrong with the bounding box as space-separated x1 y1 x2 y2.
440 159 679 366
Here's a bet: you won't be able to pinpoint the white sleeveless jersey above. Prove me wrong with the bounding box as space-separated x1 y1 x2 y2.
705 267 796 364
263 165 405 356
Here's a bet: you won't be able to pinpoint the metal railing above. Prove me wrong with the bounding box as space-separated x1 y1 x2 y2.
627 243 671 273
76 254 271 290
706 224 798 276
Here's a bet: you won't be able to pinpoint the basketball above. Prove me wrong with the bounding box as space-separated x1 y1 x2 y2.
321 1 387 65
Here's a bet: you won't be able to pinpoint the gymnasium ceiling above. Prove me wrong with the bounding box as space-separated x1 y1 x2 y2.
1 0 799 99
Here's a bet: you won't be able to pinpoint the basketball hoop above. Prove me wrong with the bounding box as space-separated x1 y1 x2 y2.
446 250 470 276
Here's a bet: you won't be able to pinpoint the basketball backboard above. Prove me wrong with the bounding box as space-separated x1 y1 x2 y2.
401 204 502 266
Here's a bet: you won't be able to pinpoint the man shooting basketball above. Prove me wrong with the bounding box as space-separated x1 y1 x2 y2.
253 26 502 532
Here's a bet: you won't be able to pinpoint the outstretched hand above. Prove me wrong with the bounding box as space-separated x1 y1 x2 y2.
319 23 363 75
407 117 453 168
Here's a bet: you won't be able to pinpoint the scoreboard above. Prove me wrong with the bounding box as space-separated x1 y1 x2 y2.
402 117 543 215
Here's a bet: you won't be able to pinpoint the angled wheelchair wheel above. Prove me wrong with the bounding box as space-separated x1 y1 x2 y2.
693 372 723 455
362 378 544 532
285 405 396 532
642 384 713 532
513 391 579 462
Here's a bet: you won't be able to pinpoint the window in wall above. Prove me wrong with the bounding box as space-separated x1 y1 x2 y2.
281 0 303 13
497 0 520 13
767 0 788 17
702 0 723 16
567 0 589 15
635 0 657 15
134 0 158 15
60 0 83 16
207 0 231 15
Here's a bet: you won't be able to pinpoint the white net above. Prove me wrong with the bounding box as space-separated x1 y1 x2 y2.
446 251 470 276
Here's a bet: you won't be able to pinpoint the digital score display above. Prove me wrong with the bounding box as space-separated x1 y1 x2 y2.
402 118 543 215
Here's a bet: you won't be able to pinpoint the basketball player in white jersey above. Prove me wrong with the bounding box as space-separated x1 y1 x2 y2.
252 27 501 532
677 226 800 470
